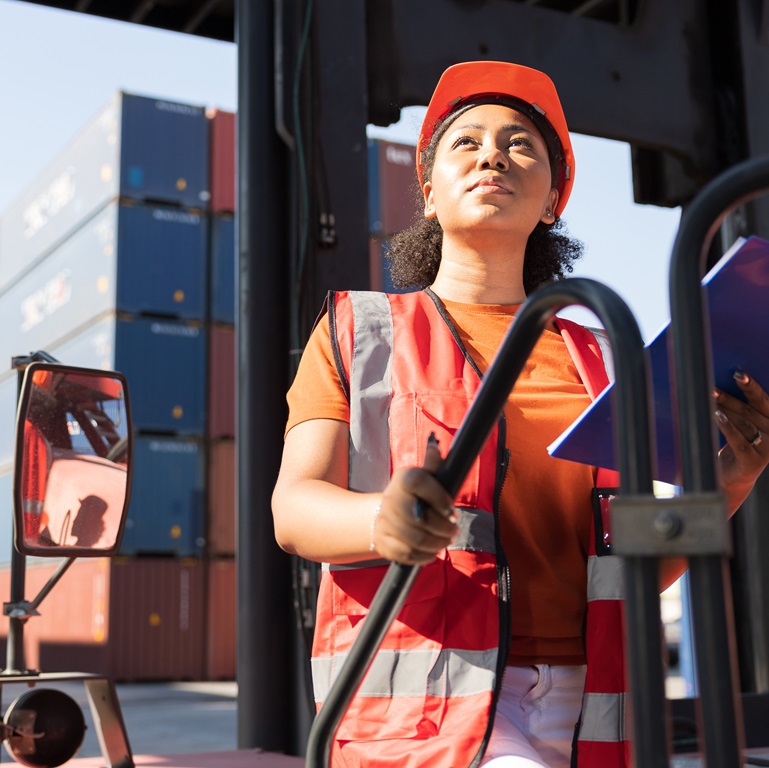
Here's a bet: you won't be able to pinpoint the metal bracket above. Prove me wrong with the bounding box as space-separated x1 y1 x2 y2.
611 492 730 556
3 601 40 619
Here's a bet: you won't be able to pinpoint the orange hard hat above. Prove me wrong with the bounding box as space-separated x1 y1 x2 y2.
417 61 575 217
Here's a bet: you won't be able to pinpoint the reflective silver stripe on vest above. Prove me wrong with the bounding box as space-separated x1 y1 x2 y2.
322 507 495 571
312 647 497 702
578 692 628 742
445 507 495 554
587 327 615 383
348 291 393 493
587 554 625 601
22 499 43 516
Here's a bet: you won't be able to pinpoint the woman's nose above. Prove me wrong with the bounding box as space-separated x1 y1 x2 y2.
477 144 509 171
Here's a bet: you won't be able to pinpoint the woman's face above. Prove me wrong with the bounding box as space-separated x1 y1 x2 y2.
422 103 559 240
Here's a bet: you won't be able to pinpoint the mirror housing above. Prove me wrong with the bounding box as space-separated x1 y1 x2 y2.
13 363 132 557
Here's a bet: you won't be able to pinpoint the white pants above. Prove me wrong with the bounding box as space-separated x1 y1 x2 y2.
480 664 586 768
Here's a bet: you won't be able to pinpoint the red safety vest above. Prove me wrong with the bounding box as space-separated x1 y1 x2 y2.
312 289 627 768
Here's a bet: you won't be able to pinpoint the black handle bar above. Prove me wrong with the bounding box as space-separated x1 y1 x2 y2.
668 155 769 768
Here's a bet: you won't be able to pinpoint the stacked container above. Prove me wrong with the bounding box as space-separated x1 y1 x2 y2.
367 139 421 291
0 92 216 681
0 116 424 685
205 109 237 681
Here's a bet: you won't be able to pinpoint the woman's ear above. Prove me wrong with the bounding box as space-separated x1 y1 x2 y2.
423 181 438 219
541 188 560 224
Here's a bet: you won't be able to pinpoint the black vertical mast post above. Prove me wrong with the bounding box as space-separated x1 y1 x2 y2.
235 0 292 752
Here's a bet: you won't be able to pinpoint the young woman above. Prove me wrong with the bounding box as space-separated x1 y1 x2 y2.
272 61 769 768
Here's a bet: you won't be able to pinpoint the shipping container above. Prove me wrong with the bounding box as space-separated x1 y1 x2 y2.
208 439 235 557
106 558 205 680
210 215 235 325
208 325 235 439
5 558 206 681
115 203 208 319
210 110 236 214
0 92 210 291
49 313 207 435
120 436 205 557
205 557 236 680
116 316 207 434
368 139 420 238
0 202 207 372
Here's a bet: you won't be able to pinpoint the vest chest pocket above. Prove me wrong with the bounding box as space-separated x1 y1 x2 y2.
389 392 482 508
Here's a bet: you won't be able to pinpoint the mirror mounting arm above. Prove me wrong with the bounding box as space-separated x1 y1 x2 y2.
11 351 60 371
2 600 40 620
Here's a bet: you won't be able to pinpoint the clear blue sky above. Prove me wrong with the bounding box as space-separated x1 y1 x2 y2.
0 0 681 341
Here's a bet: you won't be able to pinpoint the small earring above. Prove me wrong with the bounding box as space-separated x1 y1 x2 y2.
545 210 552 218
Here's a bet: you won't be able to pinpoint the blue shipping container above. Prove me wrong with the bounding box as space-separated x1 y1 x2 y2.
120 435 205 557
0 91 210 291
210 215 235 325
0 201 207 373
119 93 210 209
49 313 207 435
116 203 207 319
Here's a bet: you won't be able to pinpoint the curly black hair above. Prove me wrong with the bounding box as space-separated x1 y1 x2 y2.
387 98 583 294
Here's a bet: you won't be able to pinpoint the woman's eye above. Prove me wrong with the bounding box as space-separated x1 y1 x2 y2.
510 137 533 149
452 136 476 149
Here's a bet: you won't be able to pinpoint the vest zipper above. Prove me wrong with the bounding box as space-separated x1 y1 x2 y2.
470 423 511 768
422 288 513 767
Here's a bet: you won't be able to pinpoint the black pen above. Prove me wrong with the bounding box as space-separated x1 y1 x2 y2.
414 432 440 521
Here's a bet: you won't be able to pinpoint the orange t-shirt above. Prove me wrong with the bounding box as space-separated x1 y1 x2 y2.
286 297 598 666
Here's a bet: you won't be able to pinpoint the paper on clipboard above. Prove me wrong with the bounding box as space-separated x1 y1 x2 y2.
548 236 769 485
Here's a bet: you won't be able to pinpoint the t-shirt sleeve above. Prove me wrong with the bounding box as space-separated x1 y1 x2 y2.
284 313 350 437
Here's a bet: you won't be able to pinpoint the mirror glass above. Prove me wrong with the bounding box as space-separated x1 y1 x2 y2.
14 363 132 557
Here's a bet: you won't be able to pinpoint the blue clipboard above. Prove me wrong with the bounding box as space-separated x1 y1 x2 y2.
548 236 769 485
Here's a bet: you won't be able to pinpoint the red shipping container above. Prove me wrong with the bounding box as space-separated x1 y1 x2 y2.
206 558 236 680
0 559 109 673
208 439 236 557
371 140 421 237
210 110 236 214
209 325 236 439
2 558 205 682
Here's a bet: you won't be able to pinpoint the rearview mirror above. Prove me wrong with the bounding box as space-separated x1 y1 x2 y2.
13 363 132 557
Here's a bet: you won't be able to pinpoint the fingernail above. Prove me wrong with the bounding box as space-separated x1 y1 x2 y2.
715 409 728 424
447 509 457 524
713 388 721 399
734 370 750 384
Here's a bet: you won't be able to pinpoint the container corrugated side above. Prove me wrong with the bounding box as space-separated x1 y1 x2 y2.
107 558 205 681
208 439 235 557
205 557 236 680
0 204 119 371
208 325 235 439
115 202 208 320
0 94 121 291
210 215 235 325
210 110 236 214
0 93 211 292
120 436 205 557
11 558 206 681
119 93 210 209
368 139 420 237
